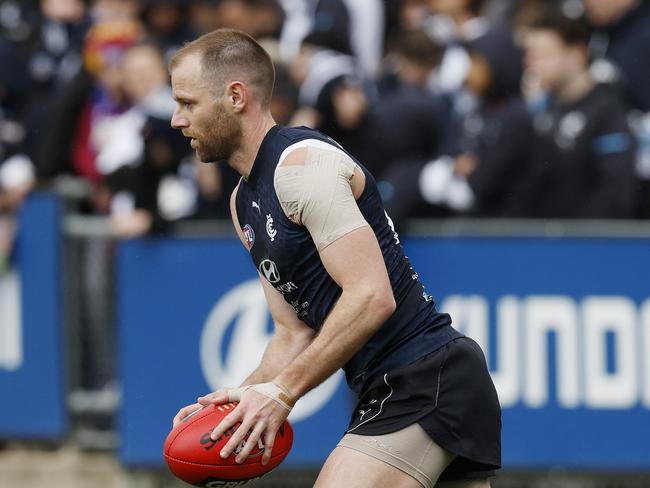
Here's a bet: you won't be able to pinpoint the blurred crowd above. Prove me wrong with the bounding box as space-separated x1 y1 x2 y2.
1 0 650 262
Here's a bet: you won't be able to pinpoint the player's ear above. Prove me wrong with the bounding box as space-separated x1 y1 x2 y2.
227 81 246 113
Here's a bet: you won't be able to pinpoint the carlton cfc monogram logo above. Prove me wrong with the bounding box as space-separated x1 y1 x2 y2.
258 259 280 283
266 214 277 241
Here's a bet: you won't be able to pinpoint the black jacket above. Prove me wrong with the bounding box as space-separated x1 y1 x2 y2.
457 27 533 216
592 2 650 112
518 84 637 218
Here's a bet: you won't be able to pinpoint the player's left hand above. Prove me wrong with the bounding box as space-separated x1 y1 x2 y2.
208 382 295 465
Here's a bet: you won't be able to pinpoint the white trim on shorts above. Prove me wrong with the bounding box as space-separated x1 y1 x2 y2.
347 374 393 433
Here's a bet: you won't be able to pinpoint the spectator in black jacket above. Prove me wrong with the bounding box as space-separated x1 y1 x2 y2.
583 0 650 112
518 8 637 218
583 0 650 217
417 26 533 217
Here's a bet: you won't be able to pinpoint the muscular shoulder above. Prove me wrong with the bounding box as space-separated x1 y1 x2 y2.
273 139 366 213
273 139 368 250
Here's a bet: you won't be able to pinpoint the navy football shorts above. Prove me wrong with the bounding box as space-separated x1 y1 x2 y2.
346 337 502 480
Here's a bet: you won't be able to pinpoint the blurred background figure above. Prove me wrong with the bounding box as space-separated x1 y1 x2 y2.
516 7 637 218
23 0 90 160
370 27 450 221
371 28 447 177
35 16 143 213
214 0 284 40
105 42 186 238
140 0 197 63
424 0 491 95
0 0 70 272
393 25 531 220
0 0 645 236
583 0 650 112
90 0 140 21
581 0 650 218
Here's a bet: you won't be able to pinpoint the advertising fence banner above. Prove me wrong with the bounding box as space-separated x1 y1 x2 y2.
117 235 650 469
0 194 66 439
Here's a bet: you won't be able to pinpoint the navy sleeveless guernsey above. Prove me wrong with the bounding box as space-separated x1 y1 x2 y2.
235 126 461 393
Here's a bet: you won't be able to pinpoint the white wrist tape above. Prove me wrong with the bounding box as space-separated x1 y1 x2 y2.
250 382 296 411
225 385 252 402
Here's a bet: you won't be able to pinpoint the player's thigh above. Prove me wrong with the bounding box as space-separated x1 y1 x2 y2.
315 446 424 488
436 479 491 488
315 423 455 488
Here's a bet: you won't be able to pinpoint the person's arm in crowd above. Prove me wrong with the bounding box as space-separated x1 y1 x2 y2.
578 107 638 217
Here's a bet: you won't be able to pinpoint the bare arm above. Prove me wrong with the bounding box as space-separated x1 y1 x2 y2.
272 146 396 397
230 183 316 385
274 225 396 397
173 184 315 427
241 273 316 385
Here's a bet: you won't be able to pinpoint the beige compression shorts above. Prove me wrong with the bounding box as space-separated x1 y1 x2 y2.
338 423 453 488
274 139 368 250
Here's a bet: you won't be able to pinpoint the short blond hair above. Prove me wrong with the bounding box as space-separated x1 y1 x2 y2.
170 28 275 107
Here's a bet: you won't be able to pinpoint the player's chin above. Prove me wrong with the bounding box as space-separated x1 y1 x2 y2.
194 148 211 163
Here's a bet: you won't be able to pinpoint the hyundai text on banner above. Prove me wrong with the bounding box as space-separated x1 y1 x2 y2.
117 235 650 469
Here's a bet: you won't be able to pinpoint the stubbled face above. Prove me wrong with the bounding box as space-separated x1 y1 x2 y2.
170 55 242 163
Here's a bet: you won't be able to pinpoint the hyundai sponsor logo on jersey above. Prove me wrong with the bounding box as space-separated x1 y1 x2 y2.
117 235 650 469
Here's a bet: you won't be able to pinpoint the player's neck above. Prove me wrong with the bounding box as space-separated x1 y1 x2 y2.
229 113 277 180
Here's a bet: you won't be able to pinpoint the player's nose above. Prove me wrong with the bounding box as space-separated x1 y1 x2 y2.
171 109 188 129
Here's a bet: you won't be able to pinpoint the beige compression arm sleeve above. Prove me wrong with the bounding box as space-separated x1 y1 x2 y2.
274 145 368 250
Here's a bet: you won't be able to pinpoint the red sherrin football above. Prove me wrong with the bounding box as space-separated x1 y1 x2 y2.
164 403 294 487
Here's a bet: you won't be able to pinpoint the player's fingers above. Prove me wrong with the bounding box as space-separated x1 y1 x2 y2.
173 403 201 427
221 418 254 459
261 428 277 465
235 423 266 464
210 408 242 443
198 389 228 406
